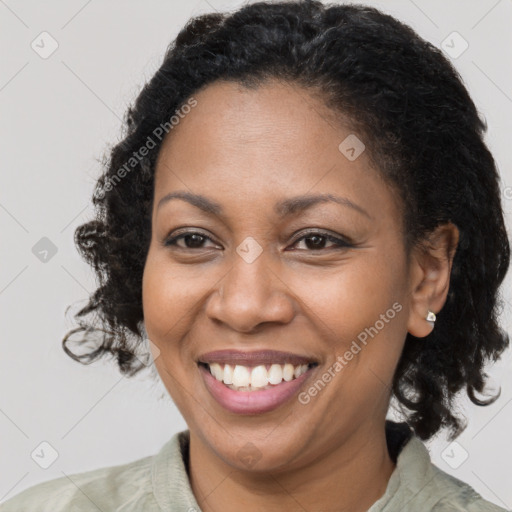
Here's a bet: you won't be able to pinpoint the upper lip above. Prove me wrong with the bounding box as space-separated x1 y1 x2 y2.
197 349 318 367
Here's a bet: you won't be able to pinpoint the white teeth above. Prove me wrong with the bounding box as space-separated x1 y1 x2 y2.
268 364 283 385
207 362 313 390
223 364 234 385
294 364 308 378
232 365 251 387
283 363 295 382
251 365 268 388
210 363 223 381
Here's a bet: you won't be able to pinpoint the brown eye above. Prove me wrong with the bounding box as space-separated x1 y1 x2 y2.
164 231 217 249
290 231 352 251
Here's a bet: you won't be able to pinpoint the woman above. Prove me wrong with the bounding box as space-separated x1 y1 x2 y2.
3 1 510 510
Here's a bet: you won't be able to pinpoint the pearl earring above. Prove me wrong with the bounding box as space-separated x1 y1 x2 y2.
426 310 436 325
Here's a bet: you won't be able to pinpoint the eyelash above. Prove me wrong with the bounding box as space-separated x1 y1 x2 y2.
163 229 353 252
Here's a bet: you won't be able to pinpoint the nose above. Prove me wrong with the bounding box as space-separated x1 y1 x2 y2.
205 249 295 333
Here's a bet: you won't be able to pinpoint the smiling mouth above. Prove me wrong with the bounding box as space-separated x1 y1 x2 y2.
198 361 319 391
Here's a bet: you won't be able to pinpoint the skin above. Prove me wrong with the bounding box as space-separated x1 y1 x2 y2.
142 79 459 512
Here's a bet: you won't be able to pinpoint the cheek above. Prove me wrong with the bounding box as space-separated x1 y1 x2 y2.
141 252 192 358
142 251 200 332
292 249 408 397
142 254 206 409
292 261 407 423
142 250 224 368
293 253 405 342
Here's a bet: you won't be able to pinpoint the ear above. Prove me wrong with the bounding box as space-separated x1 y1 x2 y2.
406 222 460 338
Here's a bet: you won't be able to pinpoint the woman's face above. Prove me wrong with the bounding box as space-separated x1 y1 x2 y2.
142 79 415 472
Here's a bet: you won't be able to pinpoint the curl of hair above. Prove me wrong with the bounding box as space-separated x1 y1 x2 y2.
63 0 510 440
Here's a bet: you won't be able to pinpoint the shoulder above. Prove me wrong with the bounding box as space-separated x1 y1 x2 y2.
398 436 509 512
0 452 158 512
428 463 509 512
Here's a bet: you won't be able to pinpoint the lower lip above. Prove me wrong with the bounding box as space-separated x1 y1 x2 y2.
199 364 315 414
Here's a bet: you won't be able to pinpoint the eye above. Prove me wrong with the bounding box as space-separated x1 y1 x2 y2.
290 230 353 251
164 231 219 250
163 229 353 252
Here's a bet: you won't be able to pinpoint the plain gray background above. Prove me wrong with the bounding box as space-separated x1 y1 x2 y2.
1 0 511 508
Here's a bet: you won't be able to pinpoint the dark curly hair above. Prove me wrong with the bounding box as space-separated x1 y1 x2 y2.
62 0 511 441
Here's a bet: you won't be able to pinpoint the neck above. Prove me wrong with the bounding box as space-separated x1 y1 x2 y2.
188 423 396 512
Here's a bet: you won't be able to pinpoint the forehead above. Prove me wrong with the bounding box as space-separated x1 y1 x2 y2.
153 79 400 226
156 79 344 179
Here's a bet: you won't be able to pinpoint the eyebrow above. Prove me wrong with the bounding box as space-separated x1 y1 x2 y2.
156 191 372 219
